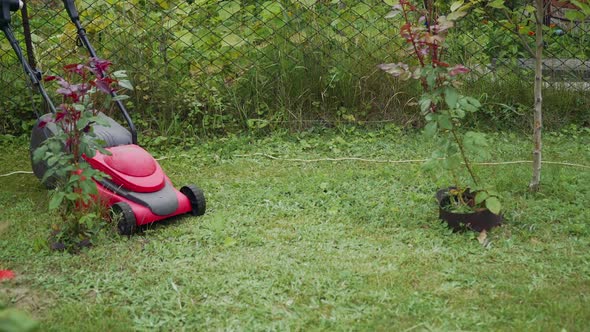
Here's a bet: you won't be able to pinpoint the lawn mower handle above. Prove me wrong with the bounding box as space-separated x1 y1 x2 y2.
62 0 78 21
0 0 22 27
62 0 138 145
1 0 57 114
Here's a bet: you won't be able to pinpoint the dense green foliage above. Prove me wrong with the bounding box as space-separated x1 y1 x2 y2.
1 0 403 135
380 0 502 214
1 0 588 137
1 128 590 330
32 58 132 251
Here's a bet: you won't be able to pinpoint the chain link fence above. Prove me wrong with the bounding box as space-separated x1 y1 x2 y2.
1 0 589 135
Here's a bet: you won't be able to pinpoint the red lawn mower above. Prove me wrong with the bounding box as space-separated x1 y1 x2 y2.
1 0 206 235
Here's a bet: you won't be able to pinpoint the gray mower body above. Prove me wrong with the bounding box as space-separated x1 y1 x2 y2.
30 112 132 187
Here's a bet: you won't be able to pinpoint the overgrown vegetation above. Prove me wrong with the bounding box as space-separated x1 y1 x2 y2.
1 127 589 330
32 57 132 252
380 0 502 214
1 0 589 137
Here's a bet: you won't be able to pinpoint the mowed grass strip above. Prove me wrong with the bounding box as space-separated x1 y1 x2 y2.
0 128 589 331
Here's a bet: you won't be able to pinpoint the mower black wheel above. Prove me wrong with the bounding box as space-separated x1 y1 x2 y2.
180 185 206 216
111 202 137 236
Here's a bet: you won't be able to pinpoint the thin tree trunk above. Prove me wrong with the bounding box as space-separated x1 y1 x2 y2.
530 0 544 192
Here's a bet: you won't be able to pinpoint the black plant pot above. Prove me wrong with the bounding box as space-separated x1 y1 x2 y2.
435 188 503 232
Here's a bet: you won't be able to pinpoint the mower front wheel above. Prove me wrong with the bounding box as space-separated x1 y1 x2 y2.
111 202 137 236
180 185 206 216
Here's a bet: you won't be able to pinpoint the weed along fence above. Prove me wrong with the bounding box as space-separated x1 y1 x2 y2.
1 0 589 135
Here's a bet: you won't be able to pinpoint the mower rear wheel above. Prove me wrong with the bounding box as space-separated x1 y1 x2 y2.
111 202 137 236
180 185 206 216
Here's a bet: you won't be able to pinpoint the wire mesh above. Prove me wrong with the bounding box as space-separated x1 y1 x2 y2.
0 0 588 135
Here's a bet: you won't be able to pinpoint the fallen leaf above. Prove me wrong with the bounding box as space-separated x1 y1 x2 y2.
0 270 15 281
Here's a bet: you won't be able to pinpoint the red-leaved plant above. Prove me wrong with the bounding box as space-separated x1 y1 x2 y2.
33 57 131 251
379 0 501 214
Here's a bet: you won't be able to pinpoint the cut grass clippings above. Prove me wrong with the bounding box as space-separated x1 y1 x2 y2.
1 127 589 331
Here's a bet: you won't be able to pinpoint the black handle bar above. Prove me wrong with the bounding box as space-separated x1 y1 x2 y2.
1 25 57 114
1 0 57 113
62 0 138 144
0 0 22 27
62 0 78 21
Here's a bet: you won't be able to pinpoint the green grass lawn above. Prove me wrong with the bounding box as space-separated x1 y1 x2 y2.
1 127 589 331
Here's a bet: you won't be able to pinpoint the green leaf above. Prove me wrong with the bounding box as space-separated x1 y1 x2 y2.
247 119 269 129
47 156 60 167
485 197 502 215
97 146 111 156
564 10 586 22
488 0 506 9
453 108 466 119
459 96 481 113
487 189 499 196
475 191 490 205
112 95 130 101
424 122 438 138
94 116 110 127
385 9 401 19
466 96 481 108
118 80 134 90
85 149 96 159
112 70 127 79
572 0 590 15
442 154 461 170
32 146 47 163
68 174 81 184
524 5 536 14
450 0 464 12
419 97 432 114
444 87 458 109
48 140 62 153
66 193 79 200
49 192 65 210
426 72 436 88
447 10 467 21
437 115 453 130
80 180 98 195
465 131 488 147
